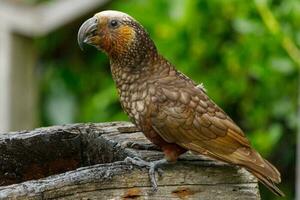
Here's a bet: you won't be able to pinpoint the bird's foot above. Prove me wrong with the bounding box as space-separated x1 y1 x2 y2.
124 157 168 191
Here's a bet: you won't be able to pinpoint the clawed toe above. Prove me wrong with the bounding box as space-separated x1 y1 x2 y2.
124 157 168 191
124 156 150 167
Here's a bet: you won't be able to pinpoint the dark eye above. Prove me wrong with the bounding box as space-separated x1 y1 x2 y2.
110 20 119 28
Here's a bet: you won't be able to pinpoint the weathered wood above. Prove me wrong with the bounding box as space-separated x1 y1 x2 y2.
0 122 261 199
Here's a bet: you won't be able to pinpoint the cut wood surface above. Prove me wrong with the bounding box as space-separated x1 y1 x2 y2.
0 122 261 199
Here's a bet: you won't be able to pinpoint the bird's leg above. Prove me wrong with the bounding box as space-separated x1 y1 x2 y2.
124 156 169 191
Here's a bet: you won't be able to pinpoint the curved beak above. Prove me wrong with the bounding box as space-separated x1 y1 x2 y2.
77 17 98 50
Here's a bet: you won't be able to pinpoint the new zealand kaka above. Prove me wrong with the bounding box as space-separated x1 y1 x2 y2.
78 10 284 196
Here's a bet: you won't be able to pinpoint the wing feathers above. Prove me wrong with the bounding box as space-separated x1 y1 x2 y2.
151 75 283 196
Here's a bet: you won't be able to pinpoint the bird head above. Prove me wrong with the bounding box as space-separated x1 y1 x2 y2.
78 10 157 65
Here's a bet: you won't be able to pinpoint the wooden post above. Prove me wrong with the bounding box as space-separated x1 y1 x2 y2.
0 29 37 132
0 0 110 132
0 28 13 132
0 122 261 199
9 34 38 131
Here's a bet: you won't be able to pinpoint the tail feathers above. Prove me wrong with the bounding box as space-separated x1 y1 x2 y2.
234 149 285 197
249 169 285 197
187 143 284 196
262 158 281 183
210 147 285 196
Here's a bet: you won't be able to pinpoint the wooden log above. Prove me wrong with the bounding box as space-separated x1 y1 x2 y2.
0 122 261 199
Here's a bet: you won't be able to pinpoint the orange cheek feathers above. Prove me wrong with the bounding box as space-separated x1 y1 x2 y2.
115 26 135 48
100 26 135 55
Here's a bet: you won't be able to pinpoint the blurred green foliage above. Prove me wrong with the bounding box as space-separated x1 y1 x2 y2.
34 0 298 199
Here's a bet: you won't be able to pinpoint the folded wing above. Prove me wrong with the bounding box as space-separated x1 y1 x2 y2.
151 78 283 196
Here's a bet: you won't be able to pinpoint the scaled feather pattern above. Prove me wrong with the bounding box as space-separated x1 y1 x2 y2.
78 10 284 196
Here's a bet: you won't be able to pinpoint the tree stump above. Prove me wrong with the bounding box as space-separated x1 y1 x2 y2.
0 122 260 199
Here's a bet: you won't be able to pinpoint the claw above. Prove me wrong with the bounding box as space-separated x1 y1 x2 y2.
124 157 168 191
157 168 164 177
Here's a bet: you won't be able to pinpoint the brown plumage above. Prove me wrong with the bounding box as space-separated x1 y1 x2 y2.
78 10 284 196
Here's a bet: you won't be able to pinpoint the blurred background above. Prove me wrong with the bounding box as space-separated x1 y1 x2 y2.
0 0 298 199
